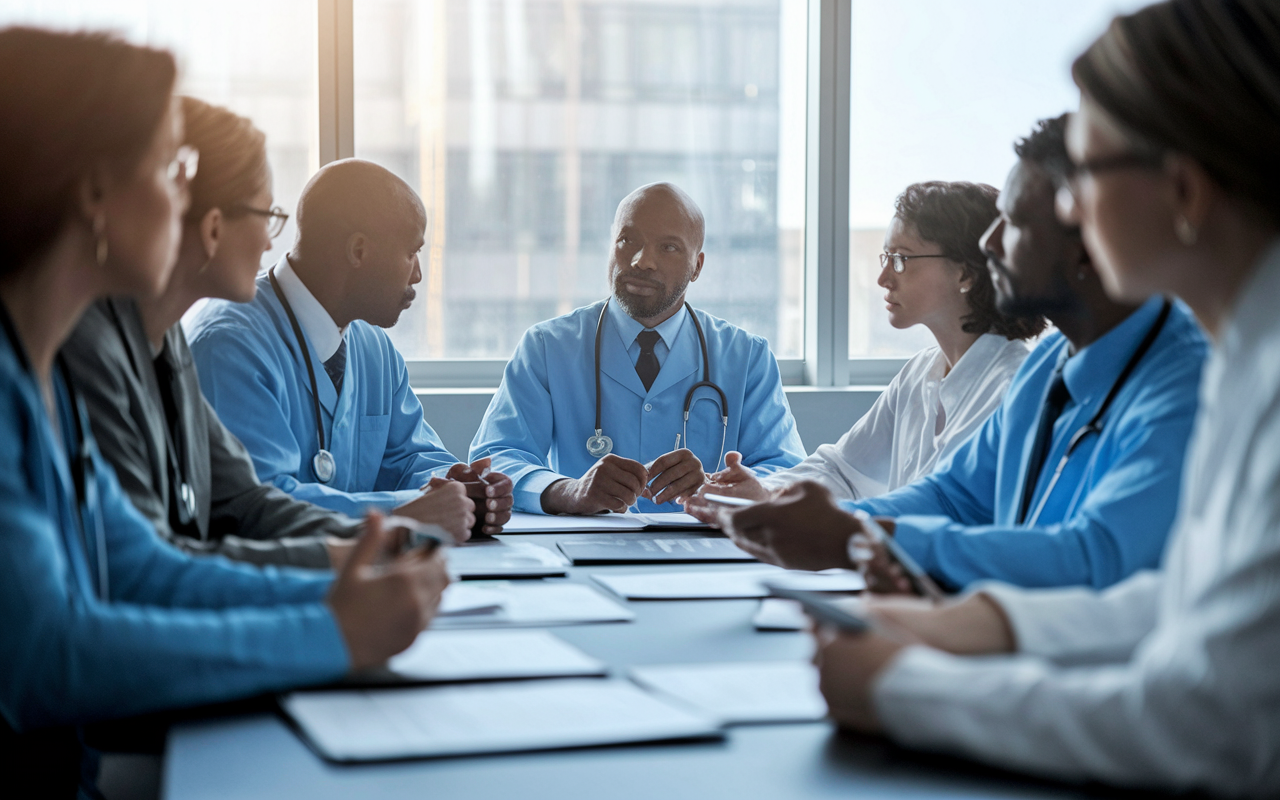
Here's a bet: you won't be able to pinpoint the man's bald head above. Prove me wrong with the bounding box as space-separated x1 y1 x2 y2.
612 182 705 253
294 158 426 260
608 182 707 325
289 158 427 329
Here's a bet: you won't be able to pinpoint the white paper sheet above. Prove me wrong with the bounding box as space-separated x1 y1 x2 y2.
281 679 723 762
591 567 865 600
629 661 827 724
386 630 606 682
438 584 506 616
752 598 808 631
431 581 636 628
502 511 709 533
447 541 568 578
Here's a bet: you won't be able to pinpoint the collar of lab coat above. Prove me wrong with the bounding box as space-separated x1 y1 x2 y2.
599 300 700 399
266 255 348 416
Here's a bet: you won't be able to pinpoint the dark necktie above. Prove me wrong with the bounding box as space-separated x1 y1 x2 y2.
324 339 347 395
1017 364 1072 523
635 330 662 392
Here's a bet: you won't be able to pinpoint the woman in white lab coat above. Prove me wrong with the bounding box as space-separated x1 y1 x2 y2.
695 181 1046 503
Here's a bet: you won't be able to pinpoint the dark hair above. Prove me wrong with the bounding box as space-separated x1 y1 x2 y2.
1073 0 1280 227
180 96 269 224
1014 114 1072 181
0 28 177 274
894 181 1048 341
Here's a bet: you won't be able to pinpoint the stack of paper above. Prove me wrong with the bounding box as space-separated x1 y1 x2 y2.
380 630 607 683
281 679 723 762
630 661 827 724
432 581 635 628
502 511 709 533
591 567 865 600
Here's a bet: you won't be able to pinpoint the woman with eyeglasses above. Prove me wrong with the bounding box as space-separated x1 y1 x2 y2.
59 96 375 569
690 181 1045 507
807 0 1280 794
0 30 450 796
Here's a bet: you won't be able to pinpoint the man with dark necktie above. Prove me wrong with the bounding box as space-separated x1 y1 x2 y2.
470 182 805 514
187 159 516 540
705 115 1208 592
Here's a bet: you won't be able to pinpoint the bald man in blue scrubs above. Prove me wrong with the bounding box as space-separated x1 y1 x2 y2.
470 182 805 515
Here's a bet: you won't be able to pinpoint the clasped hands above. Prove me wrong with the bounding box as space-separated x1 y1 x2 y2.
394 457 514 540
542 449 705 514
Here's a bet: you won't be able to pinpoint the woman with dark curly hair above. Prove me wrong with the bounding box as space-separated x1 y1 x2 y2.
696 181 1045 502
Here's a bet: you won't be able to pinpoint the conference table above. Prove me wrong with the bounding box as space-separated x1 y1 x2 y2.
163 528 1132 800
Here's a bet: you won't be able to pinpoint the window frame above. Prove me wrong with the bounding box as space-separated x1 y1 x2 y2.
321 0 880 389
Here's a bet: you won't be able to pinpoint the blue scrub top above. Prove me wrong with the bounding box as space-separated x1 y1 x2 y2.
470 299 806 513
185 273 457 517
845 296 1208 591
0 324 346 733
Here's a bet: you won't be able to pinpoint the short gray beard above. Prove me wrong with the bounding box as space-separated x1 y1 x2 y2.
613 276 689 321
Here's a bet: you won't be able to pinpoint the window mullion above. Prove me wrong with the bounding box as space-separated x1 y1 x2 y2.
802 0 851 386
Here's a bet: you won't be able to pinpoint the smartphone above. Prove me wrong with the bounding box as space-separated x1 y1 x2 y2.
852 510 944 601
762 587 871 633
701 493 755 508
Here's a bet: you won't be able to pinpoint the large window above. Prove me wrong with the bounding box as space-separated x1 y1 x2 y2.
846 0 1149 358
0 1 320 271
353 0 807 360
1 1 1145 384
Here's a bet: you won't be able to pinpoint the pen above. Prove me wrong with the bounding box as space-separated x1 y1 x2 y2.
383 515 451 555
852 509 945 602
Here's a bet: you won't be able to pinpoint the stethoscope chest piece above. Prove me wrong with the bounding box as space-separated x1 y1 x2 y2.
177 482 197 524
585 429 613 458
313 449 336 483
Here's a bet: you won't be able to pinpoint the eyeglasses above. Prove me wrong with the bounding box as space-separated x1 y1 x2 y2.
167 145 199 184
879 252 949 273
234 204 290 239
1054 151 1163 221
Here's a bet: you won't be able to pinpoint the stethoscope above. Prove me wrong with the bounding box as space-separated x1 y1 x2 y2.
586 298 729 472
106 303 198 531
269 267 337 484
1020 298 1172 526
0 303 109 600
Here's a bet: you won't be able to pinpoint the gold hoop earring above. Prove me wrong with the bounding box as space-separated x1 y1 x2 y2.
197 256 213 275
1175 215 1198 246
93 214 108 266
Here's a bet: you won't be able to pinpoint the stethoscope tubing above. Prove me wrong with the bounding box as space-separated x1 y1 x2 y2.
591 298 729 471
1021 299 1172 526
269 267 336 482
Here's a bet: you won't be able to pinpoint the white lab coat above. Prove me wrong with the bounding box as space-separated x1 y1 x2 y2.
763 333 1029 500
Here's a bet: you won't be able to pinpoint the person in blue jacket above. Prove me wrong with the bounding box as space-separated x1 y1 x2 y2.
186 158 514 537
0 29 448 797
470 182 806 515
703 116 1208 592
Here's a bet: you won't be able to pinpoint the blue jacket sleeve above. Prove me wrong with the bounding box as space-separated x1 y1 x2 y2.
736 337 807 475
0 430 348 733
192 324 423 515
851 366 1198 591
372 346 458 491
470 328 566 512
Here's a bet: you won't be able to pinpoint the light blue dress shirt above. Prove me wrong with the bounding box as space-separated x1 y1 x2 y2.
845 296 1208 591
471 298 806 513
185 259 458 517
0 330 348 733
